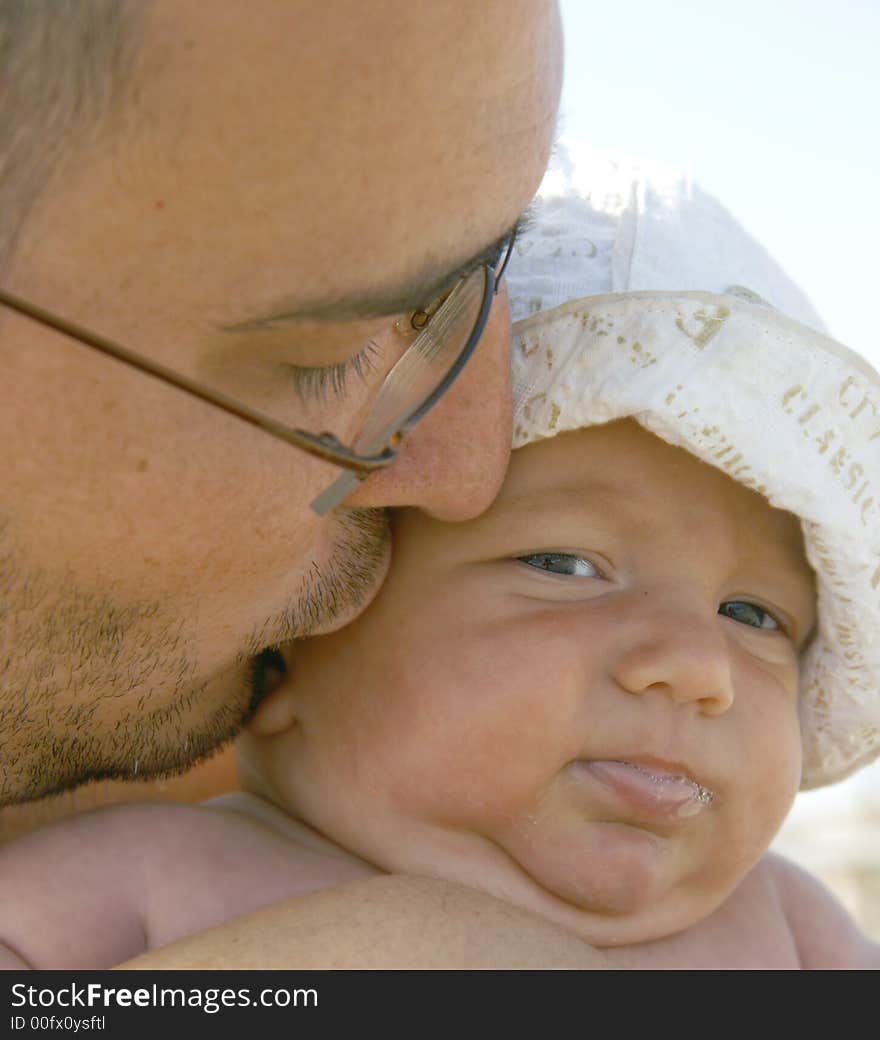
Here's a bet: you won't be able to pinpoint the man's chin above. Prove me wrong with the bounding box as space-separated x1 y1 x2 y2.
2 679 251 806
0 507 391 806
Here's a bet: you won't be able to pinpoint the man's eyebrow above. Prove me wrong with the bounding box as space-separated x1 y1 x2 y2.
220 209 535 333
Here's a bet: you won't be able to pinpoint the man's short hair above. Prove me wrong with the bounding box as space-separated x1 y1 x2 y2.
0 0 143 270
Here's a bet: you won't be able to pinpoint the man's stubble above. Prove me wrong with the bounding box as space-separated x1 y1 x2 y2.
0 507 389 804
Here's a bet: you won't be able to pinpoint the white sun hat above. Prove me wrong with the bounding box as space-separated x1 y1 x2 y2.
506 140 880 789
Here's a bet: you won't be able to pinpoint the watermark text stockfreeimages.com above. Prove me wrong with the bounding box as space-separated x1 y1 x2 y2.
10 982 317 1016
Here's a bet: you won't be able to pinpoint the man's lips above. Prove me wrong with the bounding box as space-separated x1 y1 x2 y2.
576 758 715 820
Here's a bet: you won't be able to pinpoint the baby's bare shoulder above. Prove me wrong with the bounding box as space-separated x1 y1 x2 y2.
1 799 310 886
608 857 799 968
763 851 880 969
127 798 377 950
0 799 372 967
0 802 231 967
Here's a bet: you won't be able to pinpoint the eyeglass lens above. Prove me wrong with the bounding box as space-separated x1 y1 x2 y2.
310 264 491 514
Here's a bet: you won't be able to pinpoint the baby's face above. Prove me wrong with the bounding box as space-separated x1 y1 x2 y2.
244 419 817 945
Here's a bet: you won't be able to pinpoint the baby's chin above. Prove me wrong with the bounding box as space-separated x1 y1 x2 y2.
476 853 716 948
367 820 724 948
440 809 727 946
230 782 728 947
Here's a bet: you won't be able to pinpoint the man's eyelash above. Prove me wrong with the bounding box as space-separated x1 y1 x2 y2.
288 340 382 403
285 208 535 405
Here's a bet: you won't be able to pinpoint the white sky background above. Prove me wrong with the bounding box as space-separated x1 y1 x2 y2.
558 0 880 369
558 0 880 904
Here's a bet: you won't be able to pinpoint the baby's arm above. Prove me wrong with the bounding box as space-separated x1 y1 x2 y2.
769 852 880 968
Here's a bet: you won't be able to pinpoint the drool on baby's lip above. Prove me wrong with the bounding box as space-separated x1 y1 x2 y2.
575 758 715 820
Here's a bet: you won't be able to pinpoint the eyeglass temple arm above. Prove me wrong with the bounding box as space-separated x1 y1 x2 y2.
0 287 394 472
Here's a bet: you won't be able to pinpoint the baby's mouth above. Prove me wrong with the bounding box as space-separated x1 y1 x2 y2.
578 759 715 819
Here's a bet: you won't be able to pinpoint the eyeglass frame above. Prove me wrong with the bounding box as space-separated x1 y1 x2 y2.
0 229 516 507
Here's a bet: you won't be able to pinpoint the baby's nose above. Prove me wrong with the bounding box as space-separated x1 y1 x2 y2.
611 606 735 715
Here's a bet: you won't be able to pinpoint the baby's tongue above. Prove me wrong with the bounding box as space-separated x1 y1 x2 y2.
585 760 714 818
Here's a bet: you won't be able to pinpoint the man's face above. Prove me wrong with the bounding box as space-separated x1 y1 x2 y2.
0 0 562 802
246 420 816 945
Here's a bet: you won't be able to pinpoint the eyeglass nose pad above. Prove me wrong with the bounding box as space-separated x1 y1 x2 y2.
393 317 423 339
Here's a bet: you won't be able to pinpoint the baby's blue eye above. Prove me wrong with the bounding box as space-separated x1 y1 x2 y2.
718 601 780 631
518 553 599 577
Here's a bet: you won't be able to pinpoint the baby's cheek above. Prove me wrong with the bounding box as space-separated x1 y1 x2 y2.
732 705 801 855
376 712 563 830
383 738 533 823
336 620 581 827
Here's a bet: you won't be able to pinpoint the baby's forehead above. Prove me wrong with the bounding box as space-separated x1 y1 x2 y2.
498 420 811 570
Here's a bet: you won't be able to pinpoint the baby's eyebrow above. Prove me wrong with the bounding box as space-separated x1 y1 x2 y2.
493 478 636 528
494 482 630 519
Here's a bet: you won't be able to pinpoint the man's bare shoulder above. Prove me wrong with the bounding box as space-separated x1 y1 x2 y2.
121 874 619 970
764 851 880 969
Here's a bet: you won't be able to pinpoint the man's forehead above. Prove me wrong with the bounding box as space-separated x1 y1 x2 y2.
127 0 561 322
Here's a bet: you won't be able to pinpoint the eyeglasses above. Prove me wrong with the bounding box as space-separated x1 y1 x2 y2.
0 231 516 514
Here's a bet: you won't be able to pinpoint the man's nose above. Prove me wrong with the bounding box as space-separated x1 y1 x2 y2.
343 284 513 522
611 603 736 716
